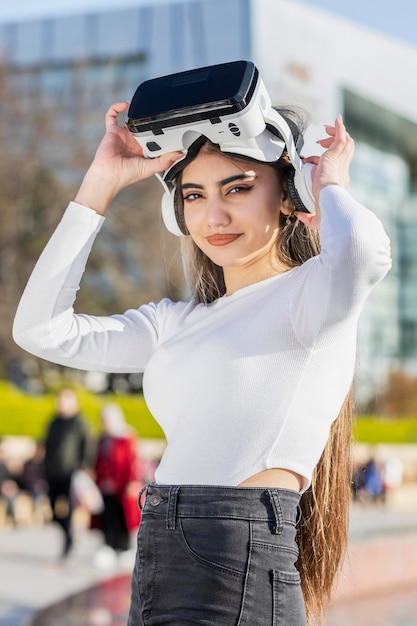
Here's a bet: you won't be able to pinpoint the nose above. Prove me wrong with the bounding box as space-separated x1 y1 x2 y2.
205 196 231 229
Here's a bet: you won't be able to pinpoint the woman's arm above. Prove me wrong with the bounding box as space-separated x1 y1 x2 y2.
289 117 392 346
13 103 183 370
12 201 162 372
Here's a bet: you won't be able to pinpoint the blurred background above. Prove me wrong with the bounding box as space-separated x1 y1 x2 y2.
0 0 417 624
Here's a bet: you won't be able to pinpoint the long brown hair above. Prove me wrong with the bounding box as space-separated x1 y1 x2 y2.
297 390 354 624
174 108 354 624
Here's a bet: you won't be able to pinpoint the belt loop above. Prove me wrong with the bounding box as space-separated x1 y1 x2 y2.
166 485 180 530
266 489 283 535
138 484 148 510
296 503 302 525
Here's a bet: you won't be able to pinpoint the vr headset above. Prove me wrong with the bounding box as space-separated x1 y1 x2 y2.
126 60 315 236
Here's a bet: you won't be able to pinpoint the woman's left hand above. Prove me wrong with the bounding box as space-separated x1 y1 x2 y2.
295 114 354 230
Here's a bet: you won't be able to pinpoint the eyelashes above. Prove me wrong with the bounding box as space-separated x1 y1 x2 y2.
183 192 202 201
228 185 254 195
182 186 254 202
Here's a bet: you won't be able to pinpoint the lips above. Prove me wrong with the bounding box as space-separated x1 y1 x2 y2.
206 234 241 246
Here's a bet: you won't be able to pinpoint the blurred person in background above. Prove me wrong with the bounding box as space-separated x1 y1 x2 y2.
363 457 386 504
382 455 404 492
0 443 19 526
43 388 90 558
92 403 142 569
20 442 49 522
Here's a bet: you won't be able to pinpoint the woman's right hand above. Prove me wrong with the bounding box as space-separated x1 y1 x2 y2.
75 101 183 215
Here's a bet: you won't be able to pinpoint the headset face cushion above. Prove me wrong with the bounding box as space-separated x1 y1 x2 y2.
160 128 314 235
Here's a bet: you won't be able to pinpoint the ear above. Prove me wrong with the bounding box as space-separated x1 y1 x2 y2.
279 195 293 217
295 211 314 226
294 207 321 231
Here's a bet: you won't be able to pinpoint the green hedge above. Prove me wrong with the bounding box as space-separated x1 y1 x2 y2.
2 381 417 444
354 415 417 444
0 381 164 440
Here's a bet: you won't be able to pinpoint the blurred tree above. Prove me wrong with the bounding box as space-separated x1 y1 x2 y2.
0 64 68 375
367 369 417 417
0 62 184 384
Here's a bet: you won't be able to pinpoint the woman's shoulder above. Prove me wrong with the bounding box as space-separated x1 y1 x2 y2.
133 296 199 326
145 296 197 315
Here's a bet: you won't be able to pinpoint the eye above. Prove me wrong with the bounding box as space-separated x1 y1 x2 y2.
228 185 253 195
182 192 203 202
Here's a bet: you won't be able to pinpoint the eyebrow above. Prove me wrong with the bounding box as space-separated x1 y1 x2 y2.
181 173 256 190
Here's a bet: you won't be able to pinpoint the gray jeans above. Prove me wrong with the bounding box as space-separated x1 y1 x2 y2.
128 483 306 626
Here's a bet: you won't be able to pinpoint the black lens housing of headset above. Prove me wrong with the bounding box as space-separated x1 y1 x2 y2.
126 60 258 134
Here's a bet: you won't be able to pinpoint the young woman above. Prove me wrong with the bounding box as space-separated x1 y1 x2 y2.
13 101 391 625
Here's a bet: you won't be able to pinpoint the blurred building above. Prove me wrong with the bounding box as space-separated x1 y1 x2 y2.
0 0 250 155
252 0 417 404
1 0 416 403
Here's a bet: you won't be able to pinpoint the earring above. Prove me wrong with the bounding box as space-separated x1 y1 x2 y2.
285 214 296 227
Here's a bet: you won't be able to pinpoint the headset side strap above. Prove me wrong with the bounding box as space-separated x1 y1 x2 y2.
263 109 303 172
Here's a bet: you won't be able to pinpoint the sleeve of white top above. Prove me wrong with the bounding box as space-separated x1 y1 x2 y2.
290 185 392 348
13 201 160 372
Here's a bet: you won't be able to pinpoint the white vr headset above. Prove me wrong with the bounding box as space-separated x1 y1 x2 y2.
126 60 315 236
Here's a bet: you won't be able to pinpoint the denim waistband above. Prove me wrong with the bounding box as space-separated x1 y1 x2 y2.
139 483 301 535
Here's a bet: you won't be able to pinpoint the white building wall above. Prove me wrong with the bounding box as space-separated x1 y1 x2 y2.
251 0 417 127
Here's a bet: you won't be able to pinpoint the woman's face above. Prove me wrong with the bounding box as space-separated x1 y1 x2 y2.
181 150 285 272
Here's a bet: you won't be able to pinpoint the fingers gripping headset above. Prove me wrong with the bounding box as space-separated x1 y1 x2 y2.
126 60 315 236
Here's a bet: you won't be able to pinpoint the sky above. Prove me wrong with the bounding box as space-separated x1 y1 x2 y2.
1 0 416 48
301 0 417 48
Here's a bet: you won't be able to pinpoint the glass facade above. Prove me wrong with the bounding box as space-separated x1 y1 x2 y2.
345 90 417 402
398 196 417 365
0 0 251 175
349 141 404 403
0 1 251 74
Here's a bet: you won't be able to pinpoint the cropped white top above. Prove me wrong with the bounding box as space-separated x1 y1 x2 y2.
13 186 391 490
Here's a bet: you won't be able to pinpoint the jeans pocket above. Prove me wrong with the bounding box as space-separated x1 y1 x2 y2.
138 516 248 625
271 569 306 626
179 517 249 576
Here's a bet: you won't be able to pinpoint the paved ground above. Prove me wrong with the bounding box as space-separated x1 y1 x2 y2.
325 587 417 626
325 504 417 626
0 499 416 626
0 523 135 626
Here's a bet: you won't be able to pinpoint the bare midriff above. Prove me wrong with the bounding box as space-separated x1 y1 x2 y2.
238 468 303 492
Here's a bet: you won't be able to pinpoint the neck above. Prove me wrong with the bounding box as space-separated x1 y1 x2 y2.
223 258 290 296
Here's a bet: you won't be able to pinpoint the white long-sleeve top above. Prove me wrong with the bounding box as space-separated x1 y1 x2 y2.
13 186 391 490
